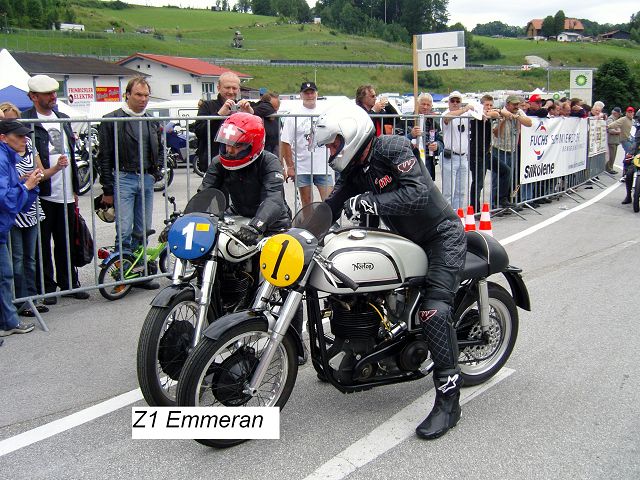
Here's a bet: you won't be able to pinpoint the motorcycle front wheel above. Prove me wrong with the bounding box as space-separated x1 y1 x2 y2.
137 289 210 406
176 320 298 448
455 282 519 386
632 172 640 213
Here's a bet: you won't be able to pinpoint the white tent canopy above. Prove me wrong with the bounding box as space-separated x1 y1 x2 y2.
0 48 87 120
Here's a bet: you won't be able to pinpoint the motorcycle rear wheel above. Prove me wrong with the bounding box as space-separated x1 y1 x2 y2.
192 154 205 177
455 282 518 386
137 289 210 406
154 165 175 192
177 320 298 448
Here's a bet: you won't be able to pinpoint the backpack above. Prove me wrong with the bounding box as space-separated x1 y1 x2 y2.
72 206 94 267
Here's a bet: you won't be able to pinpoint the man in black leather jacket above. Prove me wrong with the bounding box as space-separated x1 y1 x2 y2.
316 103 466 440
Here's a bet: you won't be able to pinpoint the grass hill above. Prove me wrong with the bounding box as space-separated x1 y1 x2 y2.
1 2 639 97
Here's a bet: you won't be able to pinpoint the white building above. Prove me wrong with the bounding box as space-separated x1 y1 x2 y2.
557 32 583 42
117 53 252 102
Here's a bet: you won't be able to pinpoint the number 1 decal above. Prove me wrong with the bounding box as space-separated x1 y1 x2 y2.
270 239 289 280
181 222 195 250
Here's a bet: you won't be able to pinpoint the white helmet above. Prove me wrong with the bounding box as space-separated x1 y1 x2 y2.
313 103 375 174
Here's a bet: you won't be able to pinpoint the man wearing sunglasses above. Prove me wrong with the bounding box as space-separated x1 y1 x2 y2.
441 91 474 210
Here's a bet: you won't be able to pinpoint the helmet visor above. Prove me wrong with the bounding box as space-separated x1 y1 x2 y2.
215 123 253 160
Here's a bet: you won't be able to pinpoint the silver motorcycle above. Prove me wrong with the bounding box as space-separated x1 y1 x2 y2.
176 202 531 448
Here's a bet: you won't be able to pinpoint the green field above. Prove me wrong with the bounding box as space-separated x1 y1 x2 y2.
2 3 638 97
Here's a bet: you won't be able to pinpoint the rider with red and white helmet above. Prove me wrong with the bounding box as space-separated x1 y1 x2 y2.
200 112 291 246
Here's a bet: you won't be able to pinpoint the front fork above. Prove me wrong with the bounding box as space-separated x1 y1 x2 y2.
476 278 492 335
192 259 218 348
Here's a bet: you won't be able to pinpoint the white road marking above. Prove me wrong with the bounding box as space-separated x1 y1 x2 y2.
0 180 620 458
303 368 515 480
0 389 143 457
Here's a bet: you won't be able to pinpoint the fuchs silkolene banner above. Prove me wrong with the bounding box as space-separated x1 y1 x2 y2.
519 117 588 185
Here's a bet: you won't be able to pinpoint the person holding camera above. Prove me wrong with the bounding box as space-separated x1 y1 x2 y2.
194 72 254 173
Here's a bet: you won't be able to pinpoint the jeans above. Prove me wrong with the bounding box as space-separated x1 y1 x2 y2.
441 153 468 210
10 225 38 302
0 243 19 331
114 172 154 252
469 151 511 210
39 200 78 294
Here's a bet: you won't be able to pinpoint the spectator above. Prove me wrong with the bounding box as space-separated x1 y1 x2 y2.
0 103 68 317
526 94 549 118
621 110 640 204
569 98 587 118
280 82 332 208
493 95 532 207
22 75 88 304
406 93 442 180
97 77 162 290
547 102 560 117
194 72 253 172
251 91 280 155
355 84 396 136
559 101 572 117
605 107 622 174
608 107 635 157
590 101 606 119
441 91 473 210
0 120 43 338
468 94 511 211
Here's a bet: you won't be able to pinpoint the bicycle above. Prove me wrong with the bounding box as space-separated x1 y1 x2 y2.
97 196 180 300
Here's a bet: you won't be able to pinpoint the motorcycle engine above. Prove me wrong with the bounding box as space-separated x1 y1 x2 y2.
326 295 383 384
219 260 254 312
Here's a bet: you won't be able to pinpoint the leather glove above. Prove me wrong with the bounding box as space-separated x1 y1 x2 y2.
343 193 378 220
236 224 261 246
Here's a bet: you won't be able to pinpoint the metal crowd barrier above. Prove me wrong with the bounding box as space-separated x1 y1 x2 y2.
9 112 606 329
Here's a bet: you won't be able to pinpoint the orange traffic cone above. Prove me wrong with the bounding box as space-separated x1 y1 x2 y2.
464 205 476 231
478 203 493 236
456 208 465 227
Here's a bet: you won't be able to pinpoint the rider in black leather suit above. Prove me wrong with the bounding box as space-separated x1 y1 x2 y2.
317 104 466 440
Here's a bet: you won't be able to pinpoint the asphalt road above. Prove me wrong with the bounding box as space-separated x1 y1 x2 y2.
1 167 639 479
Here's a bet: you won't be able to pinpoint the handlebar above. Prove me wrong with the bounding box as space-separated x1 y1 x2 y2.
325 261 358 291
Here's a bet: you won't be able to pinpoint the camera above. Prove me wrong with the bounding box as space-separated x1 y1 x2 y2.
229 103 239 112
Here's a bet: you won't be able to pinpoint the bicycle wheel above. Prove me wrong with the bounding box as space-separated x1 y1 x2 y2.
98 255 135 301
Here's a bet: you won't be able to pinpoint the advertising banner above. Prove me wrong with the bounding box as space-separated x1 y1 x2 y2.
520 117 588 184
588 118 607 157
96 86 121 102
67 86 94 107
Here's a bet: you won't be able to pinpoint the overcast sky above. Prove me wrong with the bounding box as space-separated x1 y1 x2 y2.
110 1 637 29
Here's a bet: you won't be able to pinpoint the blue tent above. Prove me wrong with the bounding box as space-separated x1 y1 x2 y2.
0 85 31 111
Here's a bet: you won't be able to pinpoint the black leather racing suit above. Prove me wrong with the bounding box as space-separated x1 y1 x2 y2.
325 135 466 388
200 150 291 234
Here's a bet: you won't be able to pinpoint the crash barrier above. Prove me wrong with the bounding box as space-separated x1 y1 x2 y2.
9 113 607 328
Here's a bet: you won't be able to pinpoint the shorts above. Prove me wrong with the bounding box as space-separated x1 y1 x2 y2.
296 173 334 188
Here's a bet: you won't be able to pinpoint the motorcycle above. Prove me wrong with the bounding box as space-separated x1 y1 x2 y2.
154 147 177 192
136 188 263 406
76 127 100 196
164 124 203 177
176 203 531 448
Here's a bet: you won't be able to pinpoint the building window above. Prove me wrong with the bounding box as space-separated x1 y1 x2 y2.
171 85 179 95
183 84 192 94
202 83 215 94
147 64 151 68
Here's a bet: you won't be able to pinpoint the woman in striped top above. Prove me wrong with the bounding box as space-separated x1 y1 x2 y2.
1 103 69 316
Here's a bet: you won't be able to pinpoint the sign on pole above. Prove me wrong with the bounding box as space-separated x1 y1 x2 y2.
569 69 593 105
412 31 466 110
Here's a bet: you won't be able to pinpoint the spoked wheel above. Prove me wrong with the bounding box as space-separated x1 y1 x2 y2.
455 282 518 386
98 256 136 301
154 165 175 192
192 155 205 177
177 320 298 448
77 163 93 195
137 289 208 406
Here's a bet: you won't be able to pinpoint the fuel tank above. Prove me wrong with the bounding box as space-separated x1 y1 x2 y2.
309 229 428 294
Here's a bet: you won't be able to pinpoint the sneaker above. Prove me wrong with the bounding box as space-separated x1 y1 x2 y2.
62 291 90 300
0 321 35 337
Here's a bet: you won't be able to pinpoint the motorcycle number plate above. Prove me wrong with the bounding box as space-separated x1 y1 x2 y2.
167 213 217 260
260 233 304 287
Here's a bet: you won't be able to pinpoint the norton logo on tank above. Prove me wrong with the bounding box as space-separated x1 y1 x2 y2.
520 118 588 185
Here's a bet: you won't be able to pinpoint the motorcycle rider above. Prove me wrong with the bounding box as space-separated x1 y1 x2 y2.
621 109 640 205
198 113 306 362
314 103 466 440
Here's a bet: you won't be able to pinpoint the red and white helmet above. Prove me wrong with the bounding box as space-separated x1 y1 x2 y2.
215 112 265 170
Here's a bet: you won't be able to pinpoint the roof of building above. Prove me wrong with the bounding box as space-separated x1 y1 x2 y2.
10 51 140 76
600 30 630 37
527 18 584 31
117 53 251 79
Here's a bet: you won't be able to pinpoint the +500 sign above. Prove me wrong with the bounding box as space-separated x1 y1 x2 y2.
417 47 466 71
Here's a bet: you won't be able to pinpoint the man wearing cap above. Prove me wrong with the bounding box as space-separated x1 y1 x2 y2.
22 75 88 303
493 95 532 207
281 81 332 208
441 91 473 210
194 72 254 173
608 107 635 159
526 94 549 118
0 120 44 338
606 107 623 174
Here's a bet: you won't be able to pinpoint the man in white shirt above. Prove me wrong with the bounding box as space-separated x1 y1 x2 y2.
281 82 333 208
441 91 473 210
22 75 89 304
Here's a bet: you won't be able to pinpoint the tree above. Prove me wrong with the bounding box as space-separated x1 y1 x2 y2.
237 0 251 13
26 0 44 28
541 15 555 37
472 21 523 37
594 58 640 111
553 10 566 35
251 0 274 15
